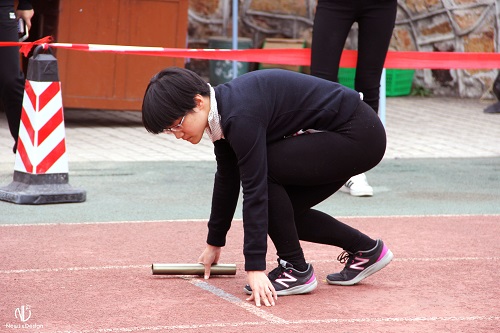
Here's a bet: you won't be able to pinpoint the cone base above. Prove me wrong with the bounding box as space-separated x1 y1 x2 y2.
0 171 86 205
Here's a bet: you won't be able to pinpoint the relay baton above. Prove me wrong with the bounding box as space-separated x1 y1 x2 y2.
151 263 237 276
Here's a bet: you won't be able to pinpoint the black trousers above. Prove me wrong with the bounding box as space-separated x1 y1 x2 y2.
0 5 25 151
266 101 386 264
311 0 398 113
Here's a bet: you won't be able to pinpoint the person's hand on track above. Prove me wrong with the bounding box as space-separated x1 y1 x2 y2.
198 244 221 279
246 271 277 307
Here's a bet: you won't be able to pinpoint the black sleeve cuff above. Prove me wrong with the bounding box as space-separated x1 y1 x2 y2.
206 227 227 247
17 1 33 10
244 254 267 271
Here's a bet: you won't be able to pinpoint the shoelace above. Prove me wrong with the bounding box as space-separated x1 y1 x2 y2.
337 251 354 264
268 260 291 280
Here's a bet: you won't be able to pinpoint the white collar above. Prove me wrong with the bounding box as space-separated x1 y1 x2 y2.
205 84 224 142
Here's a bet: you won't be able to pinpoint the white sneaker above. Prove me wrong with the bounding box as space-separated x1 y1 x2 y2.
341 173 373 197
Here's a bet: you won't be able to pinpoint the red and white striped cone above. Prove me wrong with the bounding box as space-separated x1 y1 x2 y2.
0 46 86 204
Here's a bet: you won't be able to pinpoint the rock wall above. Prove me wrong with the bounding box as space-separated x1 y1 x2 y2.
187 0 499 98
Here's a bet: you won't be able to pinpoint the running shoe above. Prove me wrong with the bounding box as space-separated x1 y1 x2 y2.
341 173 373 197
244 258 317 296
327 239 393 286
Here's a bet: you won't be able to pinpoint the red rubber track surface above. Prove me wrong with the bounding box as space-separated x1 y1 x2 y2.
1 215 499 332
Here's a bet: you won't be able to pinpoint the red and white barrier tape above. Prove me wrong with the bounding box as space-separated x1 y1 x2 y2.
1 39 499 69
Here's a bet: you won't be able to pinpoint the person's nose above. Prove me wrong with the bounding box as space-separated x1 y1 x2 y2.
173 131 184 139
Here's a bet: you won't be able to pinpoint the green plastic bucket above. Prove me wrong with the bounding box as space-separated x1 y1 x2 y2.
208 37 252 86
338 68 415 96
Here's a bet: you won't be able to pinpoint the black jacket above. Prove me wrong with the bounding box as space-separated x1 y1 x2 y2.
208 69 361 271
0 0 32 10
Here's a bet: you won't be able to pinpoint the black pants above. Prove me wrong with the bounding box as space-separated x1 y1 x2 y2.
311 0 397 113
0 5 25 152
266 101 386 264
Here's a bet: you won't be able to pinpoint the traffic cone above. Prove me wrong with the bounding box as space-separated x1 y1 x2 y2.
0 46 86 204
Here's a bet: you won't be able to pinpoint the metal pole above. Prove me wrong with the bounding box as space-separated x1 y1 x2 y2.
151 263 237 276
379 68 387 127
232 0 238 80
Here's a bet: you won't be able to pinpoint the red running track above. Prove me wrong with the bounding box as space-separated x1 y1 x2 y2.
1 215 499 332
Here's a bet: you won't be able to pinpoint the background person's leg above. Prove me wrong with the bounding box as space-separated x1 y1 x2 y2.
0 6 25 153
310 0 355 82
355 0 398 113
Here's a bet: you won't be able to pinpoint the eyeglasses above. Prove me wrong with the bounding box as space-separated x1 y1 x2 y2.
163 115 186 134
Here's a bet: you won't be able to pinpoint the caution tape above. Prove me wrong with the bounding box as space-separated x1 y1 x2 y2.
1 38 499 69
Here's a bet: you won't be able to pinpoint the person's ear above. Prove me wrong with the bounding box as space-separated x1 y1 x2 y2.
193 94 204 110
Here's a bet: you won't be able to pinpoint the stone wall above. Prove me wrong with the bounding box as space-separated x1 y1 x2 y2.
187 0 499 98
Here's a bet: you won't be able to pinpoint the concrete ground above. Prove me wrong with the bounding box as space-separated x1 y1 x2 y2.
0 96 499 223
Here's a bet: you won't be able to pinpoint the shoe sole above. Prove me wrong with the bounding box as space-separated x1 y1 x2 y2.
349 190 373 197
327 249 393 286
339 186 373 197
244 277 318 296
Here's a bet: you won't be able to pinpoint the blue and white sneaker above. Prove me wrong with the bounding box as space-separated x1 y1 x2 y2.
244 258 317 296
327 239 393 285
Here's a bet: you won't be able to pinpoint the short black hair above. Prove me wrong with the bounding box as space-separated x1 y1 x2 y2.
142 67 210 134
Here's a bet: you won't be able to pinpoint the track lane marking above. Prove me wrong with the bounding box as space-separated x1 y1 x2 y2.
36 315 500 332
187 279 287 324
1 214 499 227
1 257 499 274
